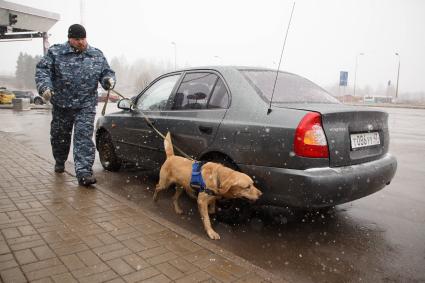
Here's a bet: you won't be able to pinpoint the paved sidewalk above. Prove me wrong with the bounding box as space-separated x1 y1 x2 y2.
0 132 282 283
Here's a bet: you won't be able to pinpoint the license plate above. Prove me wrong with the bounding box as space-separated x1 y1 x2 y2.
350 132 380 149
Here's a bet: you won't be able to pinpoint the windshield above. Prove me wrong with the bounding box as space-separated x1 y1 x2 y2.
240 69 339 104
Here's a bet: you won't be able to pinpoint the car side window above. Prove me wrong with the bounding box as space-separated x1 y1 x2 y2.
172 72 217 110
207 78 229 109
136 74 180 111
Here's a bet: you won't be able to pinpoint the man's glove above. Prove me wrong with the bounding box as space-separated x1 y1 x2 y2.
42 89 53 101
104 77 115 90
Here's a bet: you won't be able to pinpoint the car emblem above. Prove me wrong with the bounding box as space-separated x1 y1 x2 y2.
367 124 374 131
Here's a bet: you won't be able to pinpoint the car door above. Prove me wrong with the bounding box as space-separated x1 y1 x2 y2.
117 73 182 168
158 71 230 158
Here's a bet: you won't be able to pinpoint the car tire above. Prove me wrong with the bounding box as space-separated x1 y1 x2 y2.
98 132 122 171
215 198 253 224
203 155 253 224
34 97 44 105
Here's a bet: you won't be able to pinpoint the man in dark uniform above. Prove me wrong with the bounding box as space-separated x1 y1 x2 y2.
35 24 116 186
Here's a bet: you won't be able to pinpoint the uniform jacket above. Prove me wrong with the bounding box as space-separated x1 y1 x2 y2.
35 41 115 109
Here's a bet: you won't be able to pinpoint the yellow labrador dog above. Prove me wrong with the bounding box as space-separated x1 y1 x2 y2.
153 132 262 240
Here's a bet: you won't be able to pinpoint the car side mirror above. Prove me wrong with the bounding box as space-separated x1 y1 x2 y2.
117 98 132 110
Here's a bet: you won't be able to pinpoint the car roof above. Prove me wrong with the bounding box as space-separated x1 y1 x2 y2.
165 65 298 76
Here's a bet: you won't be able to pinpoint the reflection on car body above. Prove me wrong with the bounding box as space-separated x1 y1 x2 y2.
95 66 397 210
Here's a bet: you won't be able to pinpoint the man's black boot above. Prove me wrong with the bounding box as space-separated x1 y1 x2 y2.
54 163 65 173
78 175 97 186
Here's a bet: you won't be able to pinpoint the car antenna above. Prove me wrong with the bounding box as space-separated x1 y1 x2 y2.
268 1 296 115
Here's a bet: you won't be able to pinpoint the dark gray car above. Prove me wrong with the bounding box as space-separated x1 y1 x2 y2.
10 90 45 105
95 66 397 210
11 90 35 103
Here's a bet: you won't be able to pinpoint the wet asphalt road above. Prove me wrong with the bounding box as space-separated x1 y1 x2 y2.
0 104 424 283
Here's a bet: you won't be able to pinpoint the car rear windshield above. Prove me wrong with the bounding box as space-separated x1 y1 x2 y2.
239 69 339 104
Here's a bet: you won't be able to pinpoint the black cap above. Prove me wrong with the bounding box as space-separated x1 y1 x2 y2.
68 24 86 39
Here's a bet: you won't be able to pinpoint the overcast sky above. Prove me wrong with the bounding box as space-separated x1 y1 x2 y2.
1 0 424 94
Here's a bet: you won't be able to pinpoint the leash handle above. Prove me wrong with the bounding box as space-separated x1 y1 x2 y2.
101 89 110 116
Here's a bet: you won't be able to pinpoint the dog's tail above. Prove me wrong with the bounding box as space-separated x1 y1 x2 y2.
164 132 174 158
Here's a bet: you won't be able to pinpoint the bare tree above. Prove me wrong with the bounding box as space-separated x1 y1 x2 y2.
109 55 173 96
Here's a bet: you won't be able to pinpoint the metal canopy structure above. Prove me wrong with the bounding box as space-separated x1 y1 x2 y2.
0 0 60 53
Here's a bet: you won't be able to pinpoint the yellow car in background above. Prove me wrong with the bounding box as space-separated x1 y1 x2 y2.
0 88 16 104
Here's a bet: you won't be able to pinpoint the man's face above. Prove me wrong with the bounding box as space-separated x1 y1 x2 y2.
69 38 88 52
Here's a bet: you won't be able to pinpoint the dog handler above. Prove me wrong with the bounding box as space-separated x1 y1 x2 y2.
35 24 116 186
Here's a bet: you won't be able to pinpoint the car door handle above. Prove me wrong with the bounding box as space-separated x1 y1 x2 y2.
199 125 213 135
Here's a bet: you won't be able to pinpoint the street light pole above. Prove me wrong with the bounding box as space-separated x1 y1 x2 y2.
353 52 364 96
395 52 400 99
80 0 85 26
171 42 177 70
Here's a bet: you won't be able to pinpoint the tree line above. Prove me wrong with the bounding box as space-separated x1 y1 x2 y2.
13 52 173 96
16 54 422 103
15 52 42 89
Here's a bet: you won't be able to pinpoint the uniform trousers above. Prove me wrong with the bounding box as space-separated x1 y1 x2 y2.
51 106 96 178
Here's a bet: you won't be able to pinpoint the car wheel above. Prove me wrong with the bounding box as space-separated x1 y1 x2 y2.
34 97 44 105
203 155 253 224
98 132 122 171
215 198 253 224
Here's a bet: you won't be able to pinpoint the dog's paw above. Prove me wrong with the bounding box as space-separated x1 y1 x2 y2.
207 230 220 240
153 193 159 202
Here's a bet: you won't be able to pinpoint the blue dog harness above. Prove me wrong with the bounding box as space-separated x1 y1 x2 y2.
190 161 215 196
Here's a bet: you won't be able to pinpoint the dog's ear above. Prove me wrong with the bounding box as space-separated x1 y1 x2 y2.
204 163 238 195
202 163 220 192
218 172 239 194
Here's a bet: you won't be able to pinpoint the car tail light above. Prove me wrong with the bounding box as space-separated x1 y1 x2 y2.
294 112 329 158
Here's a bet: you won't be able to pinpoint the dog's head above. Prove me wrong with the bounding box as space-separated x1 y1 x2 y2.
203 163 262 201
219 171 262 201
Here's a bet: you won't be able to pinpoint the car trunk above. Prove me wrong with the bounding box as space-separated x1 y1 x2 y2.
274 103 390 167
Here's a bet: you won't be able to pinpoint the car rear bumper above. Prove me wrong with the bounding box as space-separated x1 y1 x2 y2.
238 153 397 208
